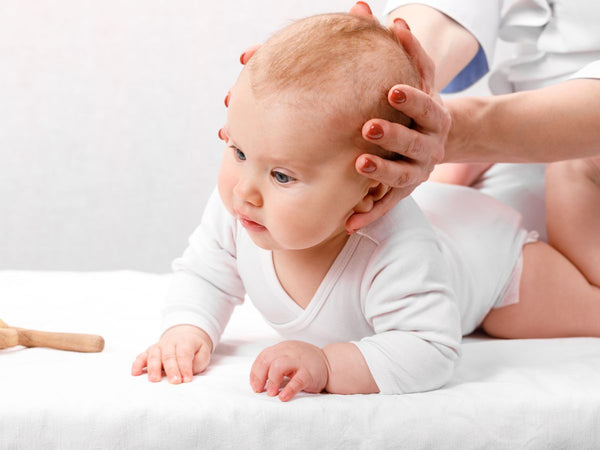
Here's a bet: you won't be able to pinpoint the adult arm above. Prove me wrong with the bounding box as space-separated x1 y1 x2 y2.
444 78 600 163
386 4 479 90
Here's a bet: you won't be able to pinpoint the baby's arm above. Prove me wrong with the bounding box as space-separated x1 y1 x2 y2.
249 341 378 402
132 189 245 383
131 324 213 384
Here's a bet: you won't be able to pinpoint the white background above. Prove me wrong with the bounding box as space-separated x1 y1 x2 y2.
0 1 502 272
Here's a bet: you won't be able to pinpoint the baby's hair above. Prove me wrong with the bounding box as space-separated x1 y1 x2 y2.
245 13 420 159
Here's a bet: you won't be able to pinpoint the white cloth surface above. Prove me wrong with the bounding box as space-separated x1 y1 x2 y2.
2 270 600 449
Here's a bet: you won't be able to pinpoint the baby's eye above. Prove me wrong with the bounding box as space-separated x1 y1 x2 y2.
234 148 246 161
272 171 295 184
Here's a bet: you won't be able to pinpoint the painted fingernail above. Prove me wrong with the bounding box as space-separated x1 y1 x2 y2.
366 123 384 140
391 88 406 104
356 1 372 14
224 93 230 107
218 128 225 141
393 17 411 31
240 52 246 65
360 157 377 173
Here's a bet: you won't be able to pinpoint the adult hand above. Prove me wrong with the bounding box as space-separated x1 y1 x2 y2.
131 324 213 384
249 340 330 402
346 14 451 233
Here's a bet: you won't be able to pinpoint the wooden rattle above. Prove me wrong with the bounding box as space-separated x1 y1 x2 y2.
0 318 104 353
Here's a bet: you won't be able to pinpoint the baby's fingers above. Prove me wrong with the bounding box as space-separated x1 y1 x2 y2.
174 343 201 383
250 350 275 393
266 357 295 397
131 351 149 376
162 346 183 384
147 346 165 382
278 369 310 402
191 344 212 376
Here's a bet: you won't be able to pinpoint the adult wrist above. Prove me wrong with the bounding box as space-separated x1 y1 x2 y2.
443 95 493 163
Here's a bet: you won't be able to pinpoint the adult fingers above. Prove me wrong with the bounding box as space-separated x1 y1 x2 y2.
346 187 413 233
386 85 450 133
390 19 436 94
131 351 148 376
363 121 429 164
348 2 375 20
240 44 261 65
359 153 432 188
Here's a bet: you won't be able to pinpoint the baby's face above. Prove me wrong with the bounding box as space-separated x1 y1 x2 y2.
217 71 375 252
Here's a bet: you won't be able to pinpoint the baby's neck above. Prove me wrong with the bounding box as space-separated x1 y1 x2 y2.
272 232 350 309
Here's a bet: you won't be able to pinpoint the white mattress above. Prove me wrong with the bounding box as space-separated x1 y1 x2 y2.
1 271 600 449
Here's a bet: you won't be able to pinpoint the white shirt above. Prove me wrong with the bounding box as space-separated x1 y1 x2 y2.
384 0 600 92
163 183 529 394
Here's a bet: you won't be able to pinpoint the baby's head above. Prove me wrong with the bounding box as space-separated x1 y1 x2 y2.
219 14 420 252
245 13 419 157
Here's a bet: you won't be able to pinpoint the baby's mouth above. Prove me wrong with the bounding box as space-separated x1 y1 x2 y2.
237 214 267 232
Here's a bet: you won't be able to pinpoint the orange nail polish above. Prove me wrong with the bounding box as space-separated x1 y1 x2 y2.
366 124 384 140
361 157 377 173
240 52 246 65
391 89 406 104
224 93 230 107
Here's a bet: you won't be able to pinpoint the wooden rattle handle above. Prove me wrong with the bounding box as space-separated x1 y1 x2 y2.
16 328 105 353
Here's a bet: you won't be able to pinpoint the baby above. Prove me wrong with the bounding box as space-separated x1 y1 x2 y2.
132 13 600 401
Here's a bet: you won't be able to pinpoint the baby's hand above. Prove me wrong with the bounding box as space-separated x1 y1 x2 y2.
131 325 213 384
249 340 330 402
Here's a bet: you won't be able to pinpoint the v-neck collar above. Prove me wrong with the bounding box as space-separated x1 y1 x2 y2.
259 233 361 333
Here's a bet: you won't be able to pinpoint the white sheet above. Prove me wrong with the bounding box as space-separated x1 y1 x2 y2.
1 271 600 449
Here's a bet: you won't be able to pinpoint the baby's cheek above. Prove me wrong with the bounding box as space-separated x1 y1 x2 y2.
217 163 236 216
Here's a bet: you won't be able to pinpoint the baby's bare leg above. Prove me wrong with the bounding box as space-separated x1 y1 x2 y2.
482 241 600 339
546 156 600 286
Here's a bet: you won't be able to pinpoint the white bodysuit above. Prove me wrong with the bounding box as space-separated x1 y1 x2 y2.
164 183 529 395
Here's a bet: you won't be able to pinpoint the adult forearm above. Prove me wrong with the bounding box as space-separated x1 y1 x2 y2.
444 79 600 163
322 342 379 394
387 5 479 91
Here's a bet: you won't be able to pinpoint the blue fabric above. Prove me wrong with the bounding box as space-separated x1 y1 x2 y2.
441 45 489 93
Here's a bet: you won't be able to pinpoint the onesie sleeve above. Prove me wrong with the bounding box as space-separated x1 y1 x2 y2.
383 0 503 91
569 60 600 80
353 233 462 394
162 188 245 349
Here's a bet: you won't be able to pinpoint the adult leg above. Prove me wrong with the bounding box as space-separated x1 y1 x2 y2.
481 241 600 338
546 156 600 286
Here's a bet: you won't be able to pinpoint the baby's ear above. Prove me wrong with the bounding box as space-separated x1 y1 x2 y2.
354 183 390 213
